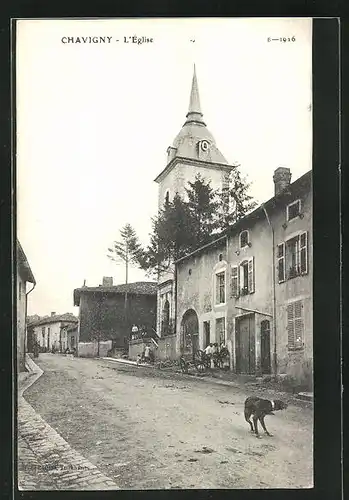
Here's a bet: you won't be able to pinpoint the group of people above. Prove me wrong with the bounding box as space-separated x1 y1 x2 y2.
136 345 154 365
131 324 148 340
204 342 225 356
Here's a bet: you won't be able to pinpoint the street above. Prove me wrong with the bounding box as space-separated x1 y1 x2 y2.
20 354 313 490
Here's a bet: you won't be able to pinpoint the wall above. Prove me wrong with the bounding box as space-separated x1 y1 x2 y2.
176 240 228 356
158 161 226 208
156 334 177 361
271 182 313 386
128 339 153 360
78 292 157 347
17 270 26 371
78 340 112 358
175 173 313 386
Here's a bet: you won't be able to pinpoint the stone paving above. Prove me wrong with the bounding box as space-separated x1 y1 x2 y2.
17 357 119 491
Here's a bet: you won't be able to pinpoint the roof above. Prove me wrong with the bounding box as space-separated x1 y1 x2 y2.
66 324 78 332
31 313 78 327
17 241 36 284
175 170 312 265
73 281 158 306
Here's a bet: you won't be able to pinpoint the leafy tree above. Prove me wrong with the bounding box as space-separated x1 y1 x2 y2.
137 194 192 276
136 169 257 276
185 173 220 247
216 167 258 231
107 223 142 284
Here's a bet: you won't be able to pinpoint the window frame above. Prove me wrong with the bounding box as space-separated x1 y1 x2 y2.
283 231 308 281
286 199 301 222
239 257 255 295
239 230 250 249
215 316 226 345
215 270 226 305
277 242 286 283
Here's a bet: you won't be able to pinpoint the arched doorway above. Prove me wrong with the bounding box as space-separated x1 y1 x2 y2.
261 320 271 374
180 309 199 357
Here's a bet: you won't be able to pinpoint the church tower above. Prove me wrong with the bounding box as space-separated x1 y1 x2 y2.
154 65 235 337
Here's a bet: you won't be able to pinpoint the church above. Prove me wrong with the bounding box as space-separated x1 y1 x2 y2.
152 66 313 388
154 66 235 340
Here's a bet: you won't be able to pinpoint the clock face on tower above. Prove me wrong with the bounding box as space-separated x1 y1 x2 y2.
200 140 209 152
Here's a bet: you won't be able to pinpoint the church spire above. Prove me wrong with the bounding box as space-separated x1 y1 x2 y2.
184 64 206 126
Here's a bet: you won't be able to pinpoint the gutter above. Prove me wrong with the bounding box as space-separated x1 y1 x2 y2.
24 281 36 363
262 203 277 377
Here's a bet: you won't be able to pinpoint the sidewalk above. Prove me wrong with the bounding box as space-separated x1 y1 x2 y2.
102 357 313 406
17 356 119 491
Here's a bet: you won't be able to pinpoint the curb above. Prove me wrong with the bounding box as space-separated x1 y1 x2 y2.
18 355 44 397
18 355 120 490
101 357 313 408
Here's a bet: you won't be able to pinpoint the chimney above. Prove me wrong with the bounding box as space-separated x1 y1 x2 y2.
273 167 292 196
51 312 56 317
102 276 113 287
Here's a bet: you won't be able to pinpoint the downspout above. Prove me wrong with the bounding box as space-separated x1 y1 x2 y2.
225 234 233 371
25 282 36 363
262 204 277 377
174 262 178 355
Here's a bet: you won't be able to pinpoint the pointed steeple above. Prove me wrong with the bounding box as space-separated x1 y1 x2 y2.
184 64 206 126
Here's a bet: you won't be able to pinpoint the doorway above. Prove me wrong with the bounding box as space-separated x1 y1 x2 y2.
236 314 255 374
203 321 210 348
180 309 199 357
260 319 271 374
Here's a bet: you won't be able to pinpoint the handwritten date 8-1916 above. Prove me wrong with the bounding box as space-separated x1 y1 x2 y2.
268 37 296 43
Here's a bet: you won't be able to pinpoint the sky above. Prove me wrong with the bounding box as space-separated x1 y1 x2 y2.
16 18 313 316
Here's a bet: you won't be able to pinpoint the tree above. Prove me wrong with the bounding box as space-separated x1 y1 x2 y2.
216 167 258 231
136 169 257 277
185 173 220 248
137 194 192 277
107 223 142 284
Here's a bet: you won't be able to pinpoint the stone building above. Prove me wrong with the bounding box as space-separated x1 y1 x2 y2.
73 278 157 349
17 241 36 371
175 169 312 386
154 65 235 338
31 312 78 352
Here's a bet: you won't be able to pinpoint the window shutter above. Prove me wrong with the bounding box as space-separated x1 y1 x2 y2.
239 263 244 291
277 243 285 282
231 266 239 297
300 231 308 274
248 257 255 293
294 300 303 346
287 303 295 348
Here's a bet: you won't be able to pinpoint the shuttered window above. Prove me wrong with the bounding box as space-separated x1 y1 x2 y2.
216 271 225 304
287 300 304 349
277 242 285 282
231 265 239 297
279 232 308 282
248 257 255 293
300 231 308 274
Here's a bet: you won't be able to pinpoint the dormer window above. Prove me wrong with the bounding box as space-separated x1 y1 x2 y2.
239 230 249 249
287 200 301 221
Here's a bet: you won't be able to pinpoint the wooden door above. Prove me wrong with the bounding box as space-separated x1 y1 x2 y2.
204 321 210 348
236 315 255 374
261 320 271 374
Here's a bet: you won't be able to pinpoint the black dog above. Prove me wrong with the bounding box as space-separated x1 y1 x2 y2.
244 396 287 438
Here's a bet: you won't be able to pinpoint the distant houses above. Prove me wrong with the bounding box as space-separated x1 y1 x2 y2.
30 312 78 352
73 277 157 351
17 241 36 371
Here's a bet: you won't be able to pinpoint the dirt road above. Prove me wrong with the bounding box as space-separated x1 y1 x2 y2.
24 354 313 489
